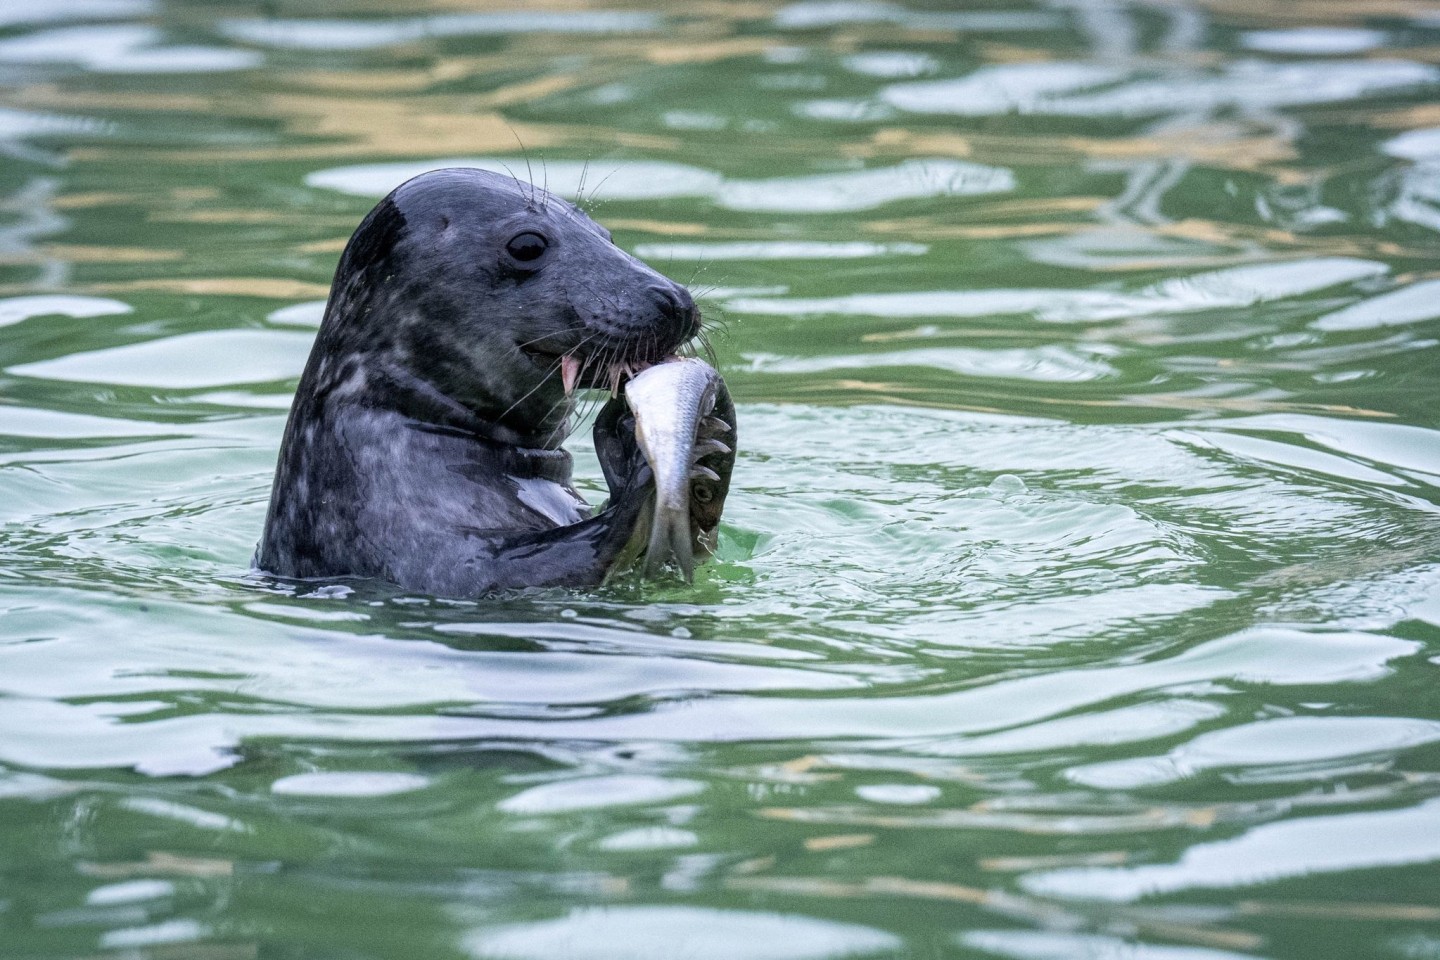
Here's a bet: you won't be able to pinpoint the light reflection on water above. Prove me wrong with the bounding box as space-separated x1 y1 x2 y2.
1 1 1440 959
307 156 1016 210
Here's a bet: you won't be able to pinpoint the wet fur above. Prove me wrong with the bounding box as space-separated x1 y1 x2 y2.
255 168 728 596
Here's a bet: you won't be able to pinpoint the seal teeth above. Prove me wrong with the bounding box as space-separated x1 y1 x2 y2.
690 465 721 482
700 416 733 436
560 354 581 397
609 360 646 398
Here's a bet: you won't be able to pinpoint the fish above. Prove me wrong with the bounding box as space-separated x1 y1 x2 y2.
624 357 734 580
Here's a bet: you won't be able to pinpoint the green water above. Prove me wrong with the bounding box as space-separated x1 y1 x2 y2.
4 1 1440 957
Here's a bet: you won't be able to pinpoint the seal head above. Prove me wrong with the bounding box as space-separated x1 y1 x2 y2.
255 168 725 596
312 167 698 444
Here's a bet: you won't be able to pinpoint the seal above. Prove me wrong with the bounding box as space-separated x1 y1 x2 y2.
254 167 736 596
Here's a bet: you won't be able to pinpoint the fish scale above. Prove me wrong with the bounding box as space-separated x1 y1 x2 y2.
624 358 728 579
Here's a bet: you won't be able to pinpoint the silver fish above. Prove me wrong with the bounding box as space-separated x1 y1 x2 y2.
625 357 732 580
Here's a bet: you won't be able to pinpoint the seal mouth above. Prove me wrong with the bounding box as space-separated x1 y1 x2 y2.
519 342 680 399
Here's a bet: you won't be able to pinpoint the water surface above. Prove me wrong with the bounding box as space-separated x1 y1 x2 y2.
3 1 1440 958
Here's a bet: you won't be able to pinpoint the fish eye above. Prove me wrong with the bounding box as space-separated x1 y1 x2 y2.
506 232 548 263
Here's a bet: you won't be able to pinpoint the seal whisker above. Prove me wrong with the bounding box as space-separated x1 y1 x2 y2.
495 354 566 426
576 158 592 209
582 166 620 211
700 308 732 340
592 290 623 313
521 152 536 209
513 332 560 352
569 385 599 435
505 127 539 210
686 262 729 295
539 339 612 447
495 159 531 207
513 328 591 353
495 328 602 427
538 390 579 449
583 338 611 382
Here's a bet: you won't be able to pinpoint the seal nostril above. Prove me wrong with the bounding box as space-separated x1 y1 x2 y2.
648 285 680 319
648 284 699 345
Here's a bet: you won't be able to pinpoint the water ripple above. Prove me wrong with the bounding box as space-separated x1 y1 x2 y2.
1024 796 1440 902
3 1 1440 956
307 157 1015 212
219 11 664 51
0 25 262 73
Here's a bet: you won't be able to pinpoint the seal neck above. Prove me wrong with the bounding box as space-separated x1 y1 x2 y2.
365 359 572 452
496 440 574 483
402 415 573 481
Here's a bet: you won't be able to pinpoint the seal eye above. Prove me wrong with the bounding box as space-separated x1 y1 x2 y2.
506 232 548 263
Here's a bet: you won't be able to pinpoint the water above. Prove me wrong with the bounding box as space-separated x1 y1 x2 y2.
2 1 1440 957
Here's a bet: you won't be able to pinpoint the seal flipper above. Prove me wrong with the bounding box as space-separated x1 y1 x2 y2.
447 402 656 594
593 394 641 505
465 493 653 593
592 394 660 581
